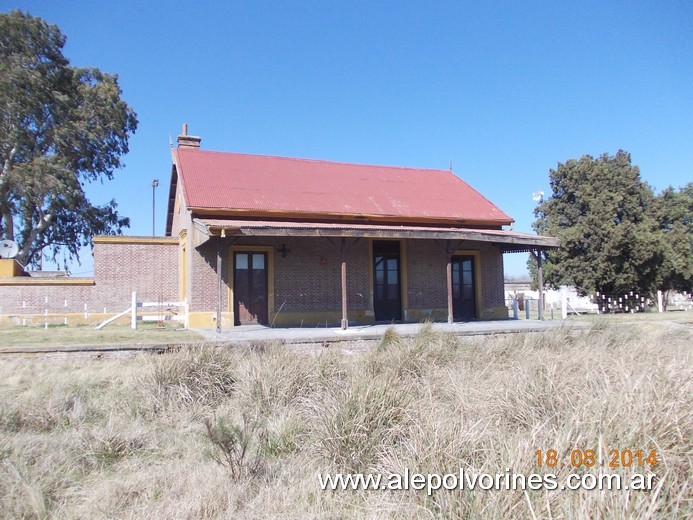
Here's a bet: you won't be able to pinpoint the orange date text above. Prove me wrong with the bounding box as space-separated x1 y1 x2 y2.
535 449 658 468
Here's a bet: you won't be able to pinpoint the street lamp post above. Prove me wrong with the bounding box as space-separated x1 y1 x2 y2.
152 179 159 236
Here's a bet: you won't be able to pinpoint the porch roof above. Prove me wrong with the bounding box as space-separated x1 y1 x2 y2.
192 218 558 252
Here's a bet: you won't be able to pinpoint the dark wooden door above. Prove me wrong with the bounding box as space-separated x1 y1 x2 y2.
233 252 268 325
373 241 402 321
452 255 476 321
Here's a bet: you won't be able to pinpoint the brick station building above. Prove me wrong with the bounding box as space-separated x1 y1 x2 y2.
0 128 557 329
168 128 558 329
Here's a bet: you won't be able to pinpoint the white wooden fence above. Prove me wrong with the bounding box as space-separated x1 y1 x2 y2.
96 291 188 330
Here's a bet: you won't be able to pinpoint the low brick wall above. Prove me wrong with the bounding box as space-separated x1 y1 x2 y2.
0 237 178 325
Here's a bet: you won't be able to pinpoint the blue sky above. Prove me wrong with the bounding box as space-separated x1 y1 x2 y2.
5 1 693 276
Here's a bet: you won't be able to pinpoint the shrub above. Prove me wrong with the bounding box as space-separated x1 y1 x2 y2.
204 414 265 481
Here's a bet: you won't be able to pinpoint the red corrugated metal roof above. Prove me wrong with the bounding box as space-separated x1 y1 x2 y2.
174 148 513 225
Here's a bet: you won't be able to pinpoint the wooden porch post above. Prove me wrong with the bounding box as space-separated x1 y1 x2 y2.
536 249 544 321
446 246 454 324
216 236 222 333
340 237 348 330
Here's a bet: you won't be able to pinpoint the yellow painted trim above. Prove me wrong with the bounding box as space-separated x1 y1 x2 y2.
179 240 187 301
0 259 24 277
406 308 448 322
0 312 182 328
0 312 118 328
184 229 193 305
453 249 482 319
93 236 178 245
227 245 275 328
0 278 94 286
480 305 509 320
179 228 188 300
188 311 233 329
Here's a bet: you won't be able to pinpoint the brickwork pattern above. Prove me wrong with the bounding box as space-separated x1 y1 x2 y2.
189 237 506 317
0 284 94 315
272 237 369 312
0 241 178 316
406 240 448 308
189 237 371 314
0 236 505 320
189 241 225 312
406 239 505 310
93 242 179 309
478 243 505 307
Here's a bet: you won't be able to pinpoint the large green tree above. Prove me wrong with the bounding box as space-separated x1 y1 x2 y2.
0 10 137 268
532 150 663 298
648 183 693 298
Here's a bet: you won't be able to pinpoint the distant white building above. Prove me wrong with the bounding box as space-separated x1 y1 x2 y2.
504 282 597 313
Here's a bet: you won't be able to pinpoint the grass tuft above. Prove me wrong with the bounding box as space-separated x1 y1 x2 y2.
309 377 411 473
149 345 236 409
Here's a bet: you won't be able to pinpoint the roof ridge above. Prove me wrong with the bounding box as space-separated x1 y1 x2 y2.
176 147 452 174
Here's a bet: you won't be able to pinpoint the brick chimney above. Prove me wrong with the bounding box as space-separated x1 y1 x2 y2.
177 123 202 149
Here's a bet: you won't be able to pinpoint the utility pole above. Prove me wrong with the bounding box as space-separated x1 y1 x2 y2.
152 179 159 236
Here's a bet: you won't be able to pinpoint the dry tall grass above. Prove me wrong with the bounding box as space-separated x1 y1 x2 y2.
0 321 690 519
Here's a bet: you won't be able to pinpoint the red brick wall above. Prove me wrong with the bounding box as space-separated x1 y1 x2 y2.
0 283 95 315
189 241 225 312
478 242 505 308
189 237 370 314
272 237 370 312
93 241 179 308
406 240 448 308
0 240 178 317
405 239 505 311
1 236 505 323
1 234 507 324
187 237 505 318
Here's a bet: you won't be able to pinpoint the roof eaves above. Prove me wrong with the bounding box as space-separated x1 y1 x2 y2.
193 218 559 249
187 206 514 226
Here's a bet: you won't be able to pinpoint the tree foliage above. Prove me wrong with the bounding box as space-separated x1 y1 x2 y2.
532 150 666 298
648 183 693 295
0 10 137 268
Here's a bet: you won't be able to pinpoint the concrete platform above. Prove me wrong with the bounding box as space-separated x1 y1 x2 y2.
0 320 588 356
197 319 585 345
